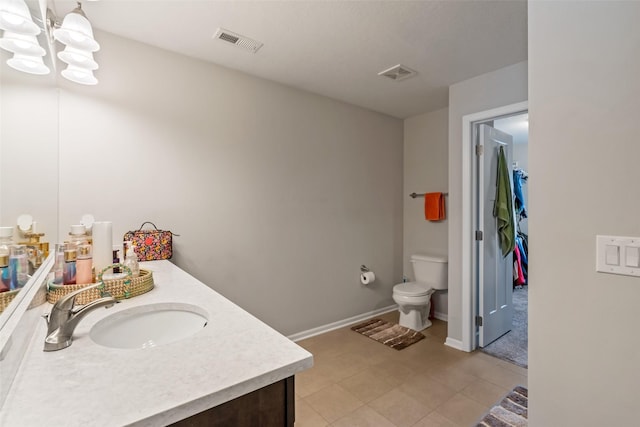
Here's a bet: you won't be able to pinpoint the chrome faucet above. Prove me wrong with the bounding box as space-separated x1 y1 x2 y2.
42 282 118 351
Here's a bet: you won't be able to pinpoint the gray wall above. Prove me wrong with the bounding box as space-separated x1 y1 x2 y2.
0 61 59 242
403 108 449 317
5 31 404 336
529 1 640 424
447 61 528 342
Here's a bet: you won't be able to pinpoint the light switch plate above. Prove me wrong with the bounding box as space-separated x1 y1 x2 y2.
625 246 640 267
605 244 620 265
596 235 640 277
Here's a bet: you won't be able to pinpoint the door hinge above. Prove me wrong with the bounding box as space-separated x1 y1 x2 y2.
476 316 483 327
475 144 484 156
475 230 483 241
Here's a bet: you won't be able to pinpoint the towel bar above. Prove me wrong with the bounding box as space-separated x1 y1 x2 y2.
410 192 448 198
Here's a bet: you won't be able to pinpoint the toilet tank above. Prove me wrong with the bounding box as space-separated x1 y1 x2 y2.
410 254 448 290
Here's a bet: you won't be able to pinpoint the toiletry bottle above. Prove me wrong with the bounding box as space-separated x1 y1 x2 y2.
69 224 89 246
0 255 10 292
63 246 77 285
0 227 14 266
112 247 121 274
123 246 140 278
76 244 93 284
9 245 28 289
53 244 65 285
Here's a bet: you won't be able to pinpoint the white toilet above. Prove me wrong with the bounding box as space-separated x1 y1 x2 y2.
393 254 448 331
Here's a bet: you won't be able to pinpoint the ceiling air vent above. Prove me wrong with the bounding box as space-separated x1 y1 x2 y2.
378 64 417 81
213 28 263 53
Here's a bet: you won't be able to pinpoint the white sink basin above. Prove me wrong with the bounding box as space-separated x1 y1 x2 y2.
90 303 208 349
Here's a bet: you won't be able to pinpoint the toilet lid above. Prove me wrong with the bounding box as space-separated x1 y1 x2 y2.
394 282 432 296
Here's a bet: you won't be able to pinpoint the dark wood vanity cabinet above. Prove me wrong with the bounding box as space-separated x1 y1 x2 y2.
170 376 295 427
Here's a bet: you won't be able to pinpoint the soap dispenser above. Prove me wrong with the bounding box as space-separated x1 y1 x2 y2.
123 246 139 278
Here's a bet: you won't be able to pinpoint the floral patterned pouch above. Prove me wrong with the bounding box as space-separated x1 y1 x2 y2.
123 222 179 261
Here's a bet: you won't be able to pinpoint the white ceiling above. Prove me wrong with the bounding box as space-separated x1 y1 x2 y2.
52 0 527 119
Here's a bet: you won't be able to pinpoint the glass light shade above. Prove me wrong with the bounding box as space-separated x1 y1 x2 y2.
0 0 40 36
7 53 50 75
61 63 97 85
53 11 99 52
57 45 98 70
0 31 45 55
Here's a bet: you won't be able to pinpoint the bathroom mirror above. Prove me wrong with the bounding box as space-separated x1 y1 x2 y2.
0 43 60 329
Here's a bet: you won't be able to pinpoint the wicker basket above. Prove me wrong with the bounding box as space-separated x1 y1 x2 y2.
47 265 154 305
0 289 20 314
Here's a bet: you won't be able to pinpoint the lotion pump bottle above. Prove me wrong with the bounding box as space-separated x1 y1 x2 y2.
123 246 139 278
76 244 93 284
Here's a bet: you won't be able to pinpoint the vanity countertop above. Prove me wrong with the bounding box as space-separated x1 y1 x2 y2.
0 261 313 426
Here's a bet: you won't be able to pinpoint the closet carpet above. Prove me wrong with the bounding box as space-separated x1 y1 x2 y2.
481 287 528 368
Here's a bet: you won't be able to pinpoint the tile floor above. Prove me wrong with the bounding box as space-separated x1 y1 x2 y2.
294 311 527 427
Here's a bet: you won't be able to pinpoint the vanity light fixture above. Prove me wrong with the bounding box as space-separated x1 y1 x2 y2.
0 0 40 35
50 1 99 85
7 51 49 74
0 31 45 55
60 62 96 85
0 0 101 84
57 44 97 69
0 0 50 75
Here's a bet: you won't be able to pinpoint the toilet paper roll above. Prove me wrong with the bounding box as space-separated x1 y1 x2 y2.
92 221 113 275
360 271 375 285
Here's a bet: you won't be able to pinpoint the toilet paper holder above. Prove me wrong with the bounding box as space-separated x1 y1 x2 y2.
360 265 370 273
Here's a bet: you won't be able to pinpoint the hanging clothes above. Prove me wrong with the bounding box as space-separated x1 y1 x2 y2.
515 233 528 285
513 168 528 219
513 244 525 286
493 146 515 257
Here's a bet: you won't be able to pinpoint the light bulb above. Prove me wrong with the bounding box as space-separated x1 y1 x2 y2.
57 45 98 70
53 10 99 51
0 31 45 56
61 63 97 85
7 53 50 75
0 0 40 36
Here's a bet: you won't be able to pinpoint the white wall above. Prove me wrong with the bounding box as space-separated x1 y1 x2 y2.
529 2 640 425
54 31 403 336
403 108 448 317
447 61 527 342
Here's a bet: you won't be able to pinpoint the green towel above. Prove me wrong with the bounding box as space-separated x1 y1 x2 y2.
493 146 515 257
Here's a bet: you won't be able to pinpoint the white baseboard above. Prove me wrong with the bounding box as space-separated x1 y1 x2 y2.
287 305 398 342
433 311 448 322
445 337 465 351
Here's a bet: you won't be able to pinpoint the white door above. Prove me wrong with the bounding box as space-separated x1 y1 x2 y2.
478 124 514 347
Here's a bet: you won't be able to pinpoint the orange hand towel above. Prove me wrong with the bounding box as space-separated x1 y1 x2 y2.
424 192 446 221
